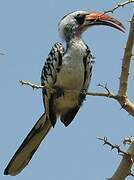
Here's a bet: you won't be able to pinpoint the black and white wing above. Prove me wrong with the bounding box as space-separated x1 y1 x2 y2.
41 42 64 87
41 42 64 127
82 47 93 92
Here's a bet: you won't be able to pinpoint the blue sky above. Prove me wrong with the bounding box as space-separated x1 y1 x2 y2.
0 0 134 179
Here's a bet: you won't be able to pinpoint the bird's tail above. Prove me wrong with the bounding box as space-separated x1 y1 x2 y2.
4 113 52 176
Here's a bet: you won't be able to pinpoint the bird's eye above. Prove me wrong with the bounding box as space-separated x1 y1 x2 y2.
75 14 85 25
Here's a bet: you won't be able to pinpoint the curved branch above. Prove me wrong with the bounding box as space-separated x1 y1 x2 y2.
104 0 134 14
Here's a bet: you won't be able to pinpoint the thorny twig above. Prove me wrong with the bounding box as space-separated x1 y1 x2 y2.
19 80 117 99
128 172 134 177
98 137 128 156
104 0 134 14
97 83 111 96
19 80 55 93
98 137 134 179
19 80 44 90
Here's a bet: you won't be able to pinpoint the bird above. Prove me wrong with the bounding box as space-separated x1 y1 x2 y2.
4 11 125 176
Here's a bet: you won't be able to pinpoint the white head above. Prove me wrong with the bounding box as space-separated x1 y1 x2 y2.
58 11 88 41
58 11 125 42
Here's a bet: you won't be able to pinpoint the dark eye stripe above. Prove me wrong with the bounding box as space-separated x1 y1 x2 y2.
75 14 85 25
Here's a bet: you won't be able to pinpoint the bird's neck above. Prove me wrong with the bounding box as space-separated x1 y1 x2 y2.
66 35 82 43
66 36 87 54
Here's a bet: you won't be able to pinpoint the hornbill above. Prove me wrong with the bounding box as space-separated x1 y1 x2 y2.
4 11 125 175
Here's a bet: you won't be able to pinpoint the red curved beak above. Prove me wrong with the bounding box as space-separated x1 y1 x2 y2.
84 12 125 33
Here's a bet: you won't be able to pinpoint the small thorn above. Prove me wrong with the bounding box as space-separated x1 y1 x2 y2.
128 20 132 23
19 80 23 85
120 102 127 110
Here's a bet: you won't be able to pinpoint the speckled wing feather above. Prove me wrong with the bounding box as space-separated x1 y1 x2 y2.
41 42 64 127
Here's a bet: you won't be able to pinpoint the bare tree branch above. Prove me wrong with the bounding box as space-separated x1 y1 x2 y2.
104 0 134 14
118 15 134 96
19 80 118 99
97 16 134 179
86 92 116 99
19 80 44 90
98 137 127 155
19 80 54 93
87 84 117 99
98 137 134 180
89 15 134 116
110 140 134 180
